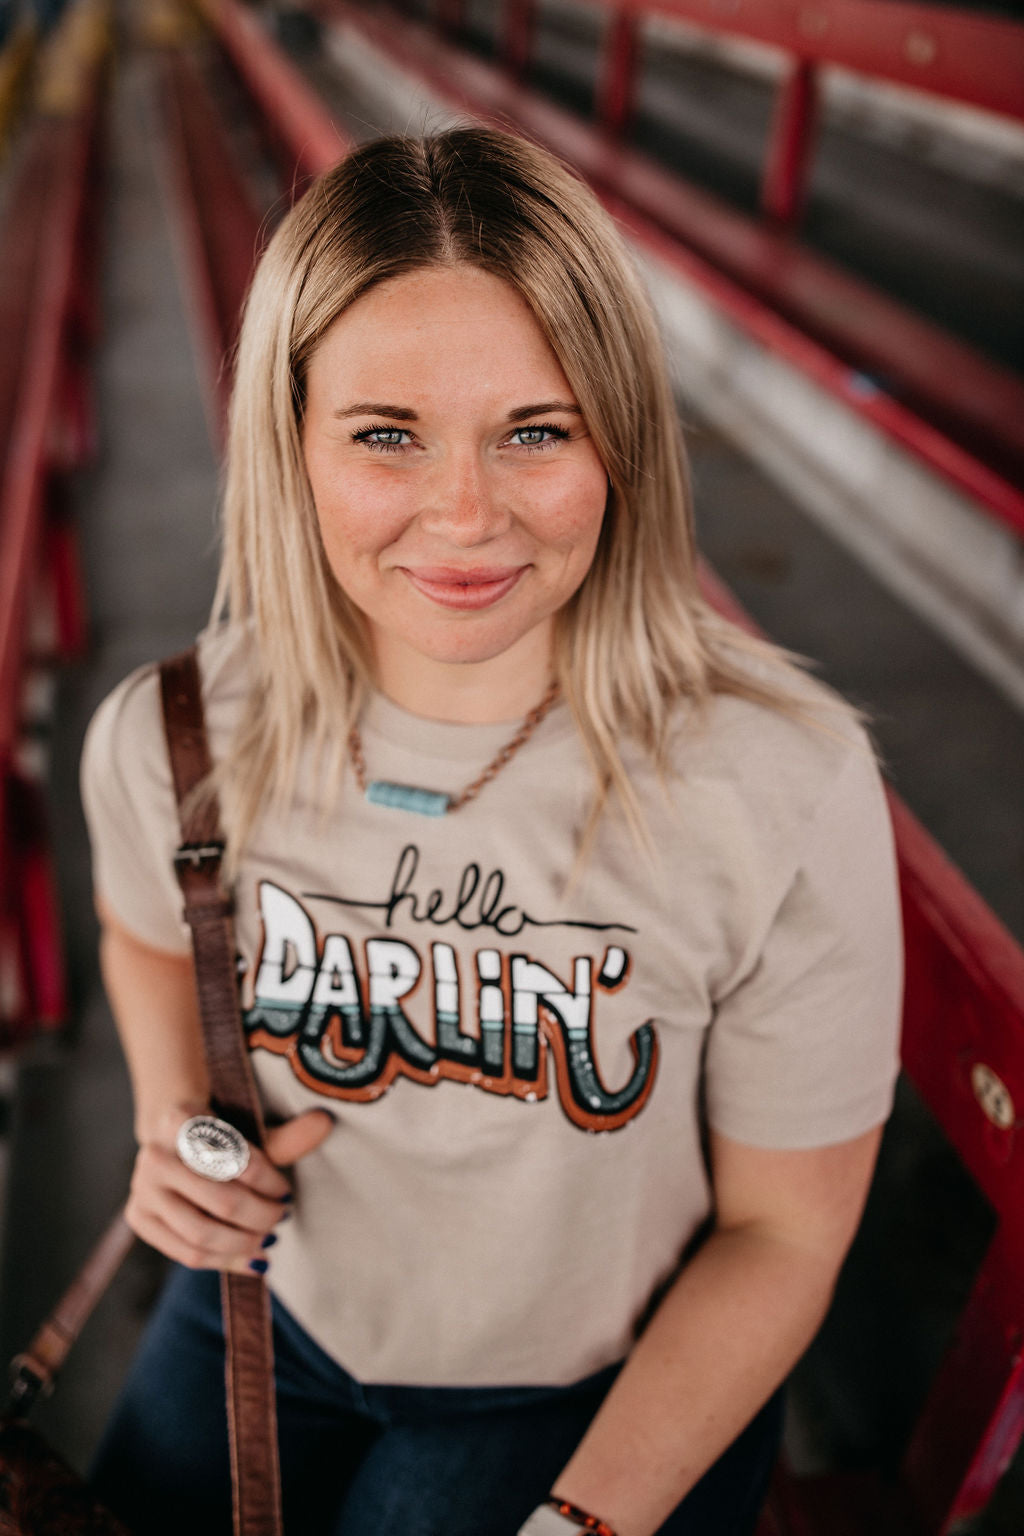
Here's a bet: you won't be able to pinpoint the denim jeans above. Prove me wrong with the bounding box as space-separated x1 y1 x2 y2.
91 1266 782 1536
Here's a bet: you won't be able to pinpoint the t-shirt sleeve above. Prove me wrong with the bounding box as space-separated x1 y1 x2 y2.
704 741 903 1149
80 666 192 955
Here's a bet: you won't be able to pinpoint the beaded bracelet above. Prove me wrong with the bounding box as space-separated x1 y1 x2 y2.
544 1496 618 1536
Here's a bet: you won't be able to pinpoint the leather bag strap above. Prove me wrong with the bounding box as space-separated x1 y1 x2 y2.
159 647 283 1536
6 1212 135 1417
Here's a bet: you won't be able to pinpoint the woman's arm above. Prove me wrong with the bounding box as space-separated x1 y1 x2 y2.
97 896 332 1272
97 894 209 1141
548 1124 883 1536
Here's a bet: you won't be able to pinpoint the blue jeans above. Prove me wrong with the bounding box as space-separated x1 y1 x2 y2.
91 1266 782 1535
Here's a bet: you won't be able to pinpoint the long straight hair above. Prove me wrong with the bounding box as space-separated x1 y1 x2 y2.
212 128 832 867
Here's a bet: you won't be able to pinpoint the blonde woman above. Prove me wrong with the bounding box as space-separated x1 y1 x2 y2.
82 129 902 1536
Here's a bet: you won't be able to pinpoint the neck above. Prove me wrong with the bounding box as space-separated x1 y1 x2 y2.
372 627 556 724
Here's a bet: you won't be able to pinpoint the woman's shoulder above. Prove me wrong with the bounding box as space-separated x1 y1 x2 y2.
84 623 253 767
83 656 166 795
80 625 257 951
662 663 883 852
690 667 869 766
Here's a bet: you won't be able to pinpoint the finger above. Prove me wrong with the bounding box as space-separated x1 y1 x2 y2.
141 1144 289 1236
156 1187 275 1264
135 1186 258 1263
264 1109 334 1169
128 1201 267 1275
231 1142 294 1202
155 1107 291 1201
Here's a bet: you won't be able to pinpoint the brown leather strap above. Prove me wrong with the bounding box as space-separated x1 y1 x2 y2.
8 1212 135 1415
158 649 265 1144
159 647 283 1536
222 1273 284 1536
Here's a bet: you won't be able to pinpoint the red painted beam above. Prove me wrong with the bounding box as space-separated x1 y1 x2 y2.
503 0 538 79
0 103 100 762
761 58 819 226
0 31 106 1042
583 0 1024 123
325 1 1024 535
597 8 641 134
892 792 1024 1214
204 0 349 183
16 780 69 1029
902 1231 1024 1530
158 48 268 445
435 0 465 38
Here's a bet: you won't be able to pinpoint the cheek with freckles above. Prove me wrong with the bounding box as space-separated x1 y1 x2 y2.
307 461 420 575
525 476 607 575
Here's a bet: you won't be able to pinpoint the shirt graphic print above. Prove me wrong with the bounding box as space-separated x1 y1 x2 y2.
242 841 660 1133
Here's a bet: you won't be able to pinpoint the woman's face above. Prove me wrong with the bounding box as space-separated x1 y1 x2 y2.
301 265 608 693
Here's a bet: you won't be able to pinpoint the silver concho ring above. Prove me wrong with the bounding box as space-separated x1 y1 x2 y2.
175 1115 251 1182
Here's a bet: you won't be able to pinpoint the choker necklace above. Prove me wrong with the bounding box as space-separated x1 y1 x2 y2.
348 681 560 817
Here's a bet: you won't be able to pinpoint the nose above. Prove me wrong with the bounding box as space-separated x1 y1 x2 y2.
418 448 512 546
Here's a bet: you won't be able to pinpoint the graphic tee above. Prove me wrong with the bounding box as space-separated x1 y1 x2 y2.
81 624 903 1386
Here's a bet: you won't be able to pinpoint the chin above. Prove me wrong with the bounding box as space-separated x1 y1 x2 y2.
420 637 524 667
407 618 538 668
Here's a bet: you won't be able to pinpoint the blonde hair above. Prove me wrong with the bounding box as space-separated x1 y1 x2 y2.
213 127 831 866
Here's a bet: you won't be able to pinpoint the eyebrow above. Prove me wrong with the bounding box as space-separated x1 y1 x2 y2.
333 403 418 421
332 400 583 423
505 401 582 422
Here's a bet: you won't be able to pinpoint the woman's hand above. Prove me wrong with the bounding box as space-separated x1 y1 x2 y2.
126 1105 334 1273
94 905 334 1272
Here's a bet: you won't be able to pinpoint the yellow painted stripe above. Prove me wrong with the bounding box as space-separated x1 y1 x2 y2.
140 0 204 48
35 0 113 118
0 20 37 155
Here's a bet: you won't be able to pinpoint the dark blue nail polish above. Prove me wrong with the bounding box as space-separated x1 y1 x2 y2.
280 1191 294 1204
248 1258 269 1274
260 1233 278 1249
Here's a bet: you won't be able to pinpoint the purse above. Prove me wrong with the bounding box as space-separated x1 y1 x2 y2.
0 647 283 1536
0 1215 135 1534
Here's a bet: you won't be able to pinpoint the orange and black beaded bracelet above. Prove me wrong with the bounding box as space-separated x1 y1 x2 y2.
544 1497 618 1536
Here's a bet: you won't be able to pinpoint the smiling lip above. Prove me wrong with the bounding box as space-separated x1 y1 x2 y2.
402 566 526 610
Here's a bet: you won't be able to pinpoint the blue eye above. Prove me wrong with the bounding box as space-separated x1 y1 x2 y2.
352 426 411 452
511 423 570 450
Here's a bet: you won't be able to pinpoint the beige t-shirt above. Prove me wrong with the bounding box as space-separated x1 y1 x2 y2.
81 624 902 1386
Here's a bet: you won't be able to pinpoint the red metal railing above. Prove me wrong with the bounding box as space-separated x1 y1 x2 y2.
587 0 1024 221
347 0 1024 537
158 47 269 446
599 1 1023 117
0 4 108 1043
196 0 345 185
159 0 349 445
443 0 1024 222
705 557 1024 1534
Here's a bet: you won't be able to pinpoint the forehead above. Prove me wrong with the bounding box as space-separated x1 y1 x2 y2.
306 265 571 400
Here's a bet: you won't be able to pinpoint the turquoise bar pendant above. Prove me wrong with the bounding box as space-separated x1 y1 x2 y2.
366 780 451 816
